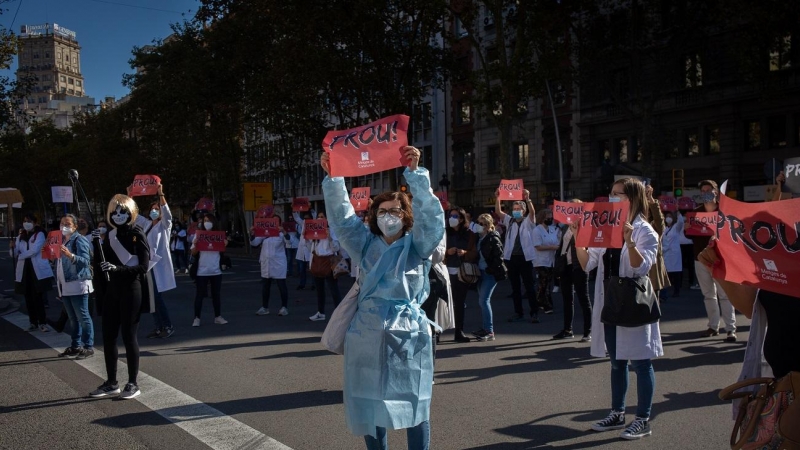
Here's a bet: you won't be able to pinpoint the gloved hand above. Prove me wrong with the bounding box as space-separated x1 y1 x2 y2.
100 261 118 272
91 229 102 240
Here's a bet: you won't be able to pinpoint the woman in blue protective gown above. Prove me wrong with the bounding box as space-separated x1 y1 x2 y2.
321 146 445 450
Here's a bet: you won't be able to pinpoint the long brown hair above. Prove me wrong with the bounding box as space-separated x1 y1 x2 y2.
613 178 647 220
368 191 414 235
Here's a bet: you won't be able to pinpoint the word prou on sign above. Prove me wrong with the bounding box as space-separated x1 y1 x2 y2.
684 212 718 237
303 219 329 240
194 231 226 252
553 200 584 224
574 201 630 248
322 115 410 177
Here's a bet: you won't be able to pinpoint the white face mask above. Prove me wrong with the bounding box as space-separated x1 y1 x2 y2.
474 224 484 234
203 222 214 231
23 222 34 231
378 215 403 237
97 227 107 234
61 226 74 236
665 217 673 225
448 218 460 228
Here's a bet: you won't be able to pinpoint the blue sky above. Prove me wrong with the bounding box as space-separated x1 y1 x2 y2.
2 0 198 101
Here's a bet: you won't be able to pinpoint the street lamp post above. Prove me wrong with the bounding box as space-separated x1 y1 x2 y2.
545 80 565 202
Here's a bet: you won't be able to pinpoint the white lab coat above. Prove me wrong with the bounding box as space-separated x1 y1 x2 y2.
501 215 537 261
252 233 287 279
662 223 682 273
14 231 54 282
586 215 664 361
145 204 176 292
431 235 455 330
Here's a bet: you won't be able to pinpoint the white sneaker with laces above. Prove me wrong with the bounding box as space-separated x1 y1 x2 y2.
278 307 289 316
192 318 200 327
214 316 228 325
256 307 269 316
309 312 326 321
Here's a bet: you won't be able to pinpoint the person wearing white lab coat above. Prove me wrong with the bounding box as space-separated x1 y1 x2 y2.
251 224 289 316
575 178 662 440
661 211 683 298
294 210 315 290
14 213 55 331
143 184 177 338
308 211 342 321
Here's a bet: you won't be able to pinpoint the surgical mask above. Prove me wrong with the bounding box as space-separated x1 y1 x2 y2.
203 222 214 231
150 210 160 220
700 192 716 203
23 222 34 231
544 219 553 226
61 226 74 236
474 224 484 234
448 218 460 228
608 196 622 203
512 210 523 219
97 227 107 234
377 214 403 237
665 217 673 225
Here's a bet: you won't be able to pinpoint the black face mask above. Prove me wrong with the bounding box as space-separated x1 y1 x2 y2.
544 219 553 226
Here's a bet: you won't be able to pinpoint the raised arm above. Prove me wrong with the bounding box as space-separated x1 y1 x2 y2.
320 153 368 263
406 165 445 259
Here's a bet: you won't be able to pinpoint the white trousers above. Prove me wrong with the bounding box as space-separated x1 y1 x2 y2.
694 260 736 332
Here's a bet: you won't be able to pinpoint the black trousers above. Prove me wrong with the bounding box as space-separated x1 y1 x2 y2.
559 266 592 336
262 278 288 308
536 267 554 311
195 275 222 318
102 280 142 385
506 255 537 316
448 273 469 332
314 274 341 315
680 244 694 286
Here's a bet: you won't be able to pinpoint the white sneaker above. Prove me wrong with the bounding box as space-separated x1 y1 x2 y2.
214 316 228 325
184 269 189 274
256 307 269 316
309 312 326 321
192 318 200 327
278 307 289 316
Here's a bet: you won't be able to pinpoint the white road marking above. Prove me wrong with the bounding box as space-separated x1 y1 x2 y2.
3 312 293 450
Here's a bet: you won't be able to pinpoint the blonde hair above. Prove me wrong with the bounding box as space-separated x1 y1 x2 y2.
478 213 495 232
106 194 139 224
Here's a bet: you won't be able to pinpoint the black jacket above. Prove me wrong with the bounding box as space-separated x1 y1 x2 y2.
479 231 506 279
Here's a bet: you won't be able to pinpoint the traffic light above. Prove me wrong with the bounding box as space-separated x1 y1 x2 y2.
672 169 684 198
674 187 683 197
399 184 408 193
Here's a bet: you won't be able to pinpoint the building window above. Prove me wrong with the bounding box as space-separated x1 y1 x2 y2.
599 139 611 163
633 137 643 162
45 52 50 58
412 102 432 141
746 121 761 150
457 101 471 125
487 145 499 173
551 83 567 106
768 116 787 148
421 145 432 171
452 145 476 189
769 34 792 71
685 54 703 87
706 127 721 154
68 78 74 85
513 143 529 170
686 130 700 156
76 80 82 87
66 55 70 62
617 138 629 162
60 75 66 82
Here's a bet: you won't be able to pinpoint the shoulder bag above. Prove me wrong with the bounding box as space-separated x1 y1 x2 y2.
601 275 661 327
458 261 480 284
554 235 573 278
321 281 359 354
718 371 800 450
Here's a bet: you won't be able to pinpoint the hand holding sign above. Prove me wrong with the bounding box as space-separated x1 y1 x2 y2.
574 201 630 248
41 231 62 260
253 217 281 237
322 114 410 177
130 175 162 197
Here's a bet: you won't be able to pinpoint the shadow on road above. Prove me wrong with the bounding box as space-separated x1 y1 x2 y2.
139 336 323 356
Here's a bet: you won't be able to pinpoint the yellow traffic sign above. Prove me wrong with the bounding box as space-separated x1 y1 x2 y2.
243 182 273 211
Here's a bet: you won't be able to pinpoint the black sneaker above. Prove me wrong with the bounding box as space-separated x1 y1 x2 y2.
591 410 626 431
531 314 540 324
120 383 141 400
543 308 554 315
146 329 161 339
58 347 82 358
620 417 651 440
160 326 175 338
89 381 120 398
552 330 574 340
76 347 95 360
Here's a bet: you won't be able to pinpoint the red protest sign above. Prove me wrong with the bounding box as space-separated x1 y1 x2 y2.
253 218 281 238
498 179 524 201
678 196 696 210
712 191 800 298
659 195 678 212
553 200 585 224
41 231 62 260
434 191 449 210
130 175 161 197
292 197 310 212
350 187 371 211
303 219 329 240
194 231 226 252
574 201 630 248
194 197 215 212
256 204 274 218
684 212 718 237
284 219 297 233
322 114 410 177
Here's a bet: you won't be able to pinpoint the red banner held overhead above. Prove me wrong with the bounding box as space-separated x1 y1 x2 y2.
41 231 62 260
434 191 449 210
194 231 226 252
553 200 585 224
712 185 800 298
322 114 410 177
659 195 678 212
253 217 281 238
684 212 719 237
498 179 524 201
292 197 310 212
256 204 274 218
574 201 630 248
350 187 371 212
130 175 161 197
303 219 329 241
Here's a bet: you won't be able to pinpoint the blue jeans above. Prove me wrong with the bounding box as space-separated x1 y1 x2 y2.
364 421 430 450
297 260 308 288
151 277 172 330
604 325 655 418
62 293 94 349
477 270 497 333
285 248 297 276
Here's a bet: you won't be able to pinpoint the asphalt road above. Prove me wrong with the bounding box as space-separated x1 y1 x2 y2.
0 238 745 449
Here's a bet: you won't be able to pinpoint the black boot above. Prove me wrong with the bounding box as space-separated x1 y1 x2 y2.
454 330 471 343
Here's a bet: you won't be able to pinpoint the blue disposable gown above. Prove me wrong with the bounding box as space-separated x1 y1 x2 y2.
322 167 445 438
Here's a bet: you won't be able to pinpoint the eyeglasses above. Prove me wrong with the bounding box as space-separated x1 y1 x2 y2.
377 208 405 218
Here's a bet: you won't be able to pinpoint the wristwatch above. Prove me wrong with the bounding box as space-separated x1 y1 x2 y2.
626 241 636 249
